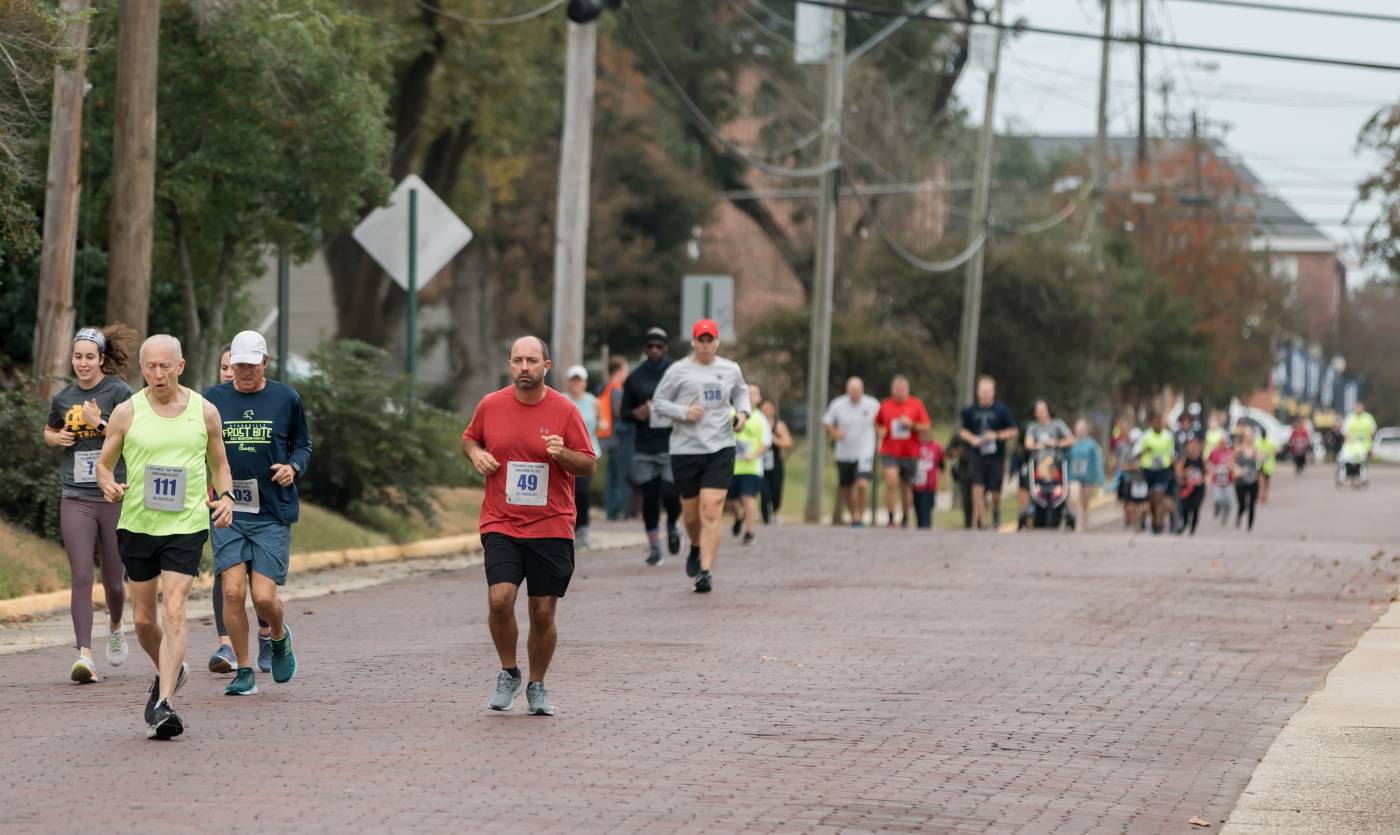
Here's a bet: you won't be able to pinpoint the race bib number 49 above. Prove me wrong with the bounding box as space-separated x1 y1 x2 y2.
143 465 187 512
505 461 549 506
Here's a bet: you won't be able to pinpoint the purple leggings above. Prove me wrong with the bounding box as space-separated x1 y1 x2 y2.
60 498 126 650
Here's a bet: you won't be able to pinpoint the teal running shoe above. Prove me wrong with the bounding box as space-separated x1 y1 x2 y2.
270 625 296 683
224 667 257 696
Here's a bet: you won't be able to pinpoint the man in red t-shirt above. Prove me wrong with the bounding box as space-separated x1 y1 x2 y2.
462 336 596 717
875 375 931 528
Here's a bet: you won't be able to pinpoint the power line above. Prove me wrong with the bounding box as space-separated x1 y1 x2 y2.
622 8 839 179
792 0 1400 73
420 0 566 26
1167 0 1400 25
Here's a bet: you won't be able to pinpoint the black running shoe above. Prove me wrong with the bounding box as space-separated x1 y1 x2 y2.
145 676 160 725
686 546 701 578
667 526 681 555
147 699 184 740
731 515 742 537
742 532 755 546
694 570 712 593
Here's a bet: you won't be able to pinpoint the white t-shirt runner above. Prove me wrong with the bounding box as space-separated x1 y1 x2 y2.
823 395 880 463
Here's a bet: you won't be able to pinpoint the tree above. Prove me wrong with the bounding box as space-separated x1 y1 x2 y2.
0 0 63 264
1338 278 1400 423
82 0 392 387
1358 103 1400 273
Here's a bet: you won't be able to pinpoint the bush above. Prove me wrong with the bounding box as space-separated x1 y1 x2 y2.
296 340 478 530
0 388 63 541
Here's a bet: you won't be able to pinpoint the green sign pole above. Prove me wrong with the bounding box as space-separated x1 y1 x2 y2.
406 188 418 428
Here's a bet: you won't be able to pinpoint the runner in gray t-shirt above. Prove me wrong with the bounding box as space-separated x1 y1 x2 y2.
43 326 135 683
651 319 751 594
823 377 880 526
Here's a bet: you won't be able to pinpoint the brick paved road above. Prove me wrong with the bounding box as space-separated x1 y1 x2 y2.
1 468 1396 834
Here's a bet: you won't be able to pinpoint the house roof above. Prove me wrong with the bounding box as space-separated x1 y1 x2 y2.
1024 134 1333 248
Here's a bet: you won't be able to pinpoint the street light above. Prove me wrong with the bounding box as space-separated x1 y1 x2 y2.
567 0 620 23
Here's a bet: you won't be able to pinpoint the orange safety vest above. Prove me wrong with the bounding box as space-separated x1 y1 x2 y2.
597 380 620 440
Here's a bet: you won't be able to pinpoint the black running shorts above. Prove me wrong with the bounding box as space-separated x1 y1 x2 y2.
969 454 1005 491
118 530 208 582
671 447 737 499
482 533 575 598
836 460 872 487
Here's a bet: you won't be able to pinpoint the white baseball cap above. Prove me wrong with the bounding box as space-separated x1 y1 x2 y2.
229 330 268 365
565 365 588 381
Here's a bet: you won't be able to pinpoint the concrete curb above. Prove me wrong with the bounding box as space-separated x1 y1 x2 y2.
1222 598 1400 833
0 533 485 623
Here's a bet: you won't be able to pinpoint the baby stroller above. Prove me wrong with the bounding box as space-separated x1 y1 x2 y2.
1025 448 1075 530
1335 438 1369 489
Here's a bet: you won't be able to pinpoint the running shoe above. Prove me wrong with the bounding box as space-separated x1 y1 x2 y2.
107 629 129 667
526 682 556 716
257 632 273 673
731 516 743 537
147 700 184 740
270 625 296 683
686 545 701 578
667 526 681 555
224 667 257 696
694 570 713 594
70 655 97 684
489 670 523 711
575 528 590 550
742 532 756 546
645 544 663 566
208 643 235 674
144 664 189 725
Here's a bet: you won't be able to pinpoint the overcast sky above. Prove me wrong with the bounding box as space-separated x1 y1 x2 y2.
951 0 1398 279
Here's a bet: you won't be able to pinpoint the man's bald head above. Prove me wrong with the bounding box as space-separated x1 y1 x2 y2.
140 334 183 363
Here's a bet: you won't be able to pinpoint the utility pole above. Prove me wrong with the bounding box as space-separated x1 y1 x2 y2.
33 0 92 400
802 2 846 525
954 0 1006 412
1137 0 1148 171
550 20 597 378
106 0 160 348
1090 0 1113 274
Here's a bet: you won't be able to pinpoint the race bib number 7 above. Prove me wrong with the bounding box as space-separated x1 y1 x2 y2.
74 449 100 484
505 461 549 506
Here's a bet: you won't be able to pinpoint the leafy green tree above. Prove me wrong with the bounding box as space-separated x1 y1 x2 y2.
1359 104 1400 272
81 0 392 387
0 0 63 263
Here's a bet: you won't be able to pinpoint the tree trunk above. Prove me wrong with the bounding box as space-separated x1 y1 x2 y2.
106 0 161 361
33 0 92 400
447 243 498 412
170 203 204 387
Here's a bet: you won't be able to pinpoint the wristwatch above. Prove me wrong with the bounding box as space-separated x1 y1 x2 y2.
219 490 234 502
96 420 108 433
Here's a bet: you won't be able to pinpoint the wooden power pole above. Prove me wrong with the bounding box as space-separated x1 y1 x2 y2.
33 0 92 399
550 20 598 378
106 0 160 345
802 2 847 524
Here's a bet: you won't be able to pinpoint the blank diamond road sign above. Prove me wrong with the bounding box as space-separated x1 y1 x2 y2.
352 174 473 293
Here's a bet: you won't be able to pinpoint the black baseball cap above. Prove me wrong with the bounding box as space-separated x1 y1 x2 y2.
644 327 668 345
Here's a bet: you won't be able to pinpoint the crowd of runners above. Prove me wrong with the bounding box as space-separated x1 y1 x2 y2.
41 318 1385 735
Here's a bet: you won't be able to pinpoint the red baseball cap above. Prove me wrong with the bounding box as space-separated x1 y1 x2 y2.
692 319 719 340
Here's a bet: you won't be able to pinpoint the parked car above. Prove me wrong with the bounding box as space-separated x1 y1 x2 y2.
1372 427 1400 464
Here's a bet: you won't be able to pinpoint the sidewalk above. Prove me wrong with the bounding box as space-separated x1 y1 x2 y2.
0 527 645 657
1223 598 1400 834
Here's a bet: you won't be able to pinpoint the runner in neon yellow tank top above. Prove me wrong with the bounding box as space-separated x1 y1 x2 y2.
1138 413 1176 534
96 335 235 740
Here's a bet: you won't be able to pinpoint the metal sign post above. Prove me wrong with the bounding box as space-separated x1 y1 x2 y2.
406 188 418 427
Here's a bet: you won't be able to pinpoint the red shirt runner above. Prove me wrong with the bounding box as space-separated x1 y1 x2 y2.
464 386 596 540
876 396 930 459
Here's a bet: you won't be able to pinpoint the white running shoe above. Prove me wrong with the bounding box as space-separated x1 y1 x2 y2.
107 628 129 667
70 655 98 684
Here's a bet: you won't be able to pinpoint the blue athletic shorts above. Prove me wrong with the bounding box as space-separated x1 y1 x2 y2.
211 517 292 585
